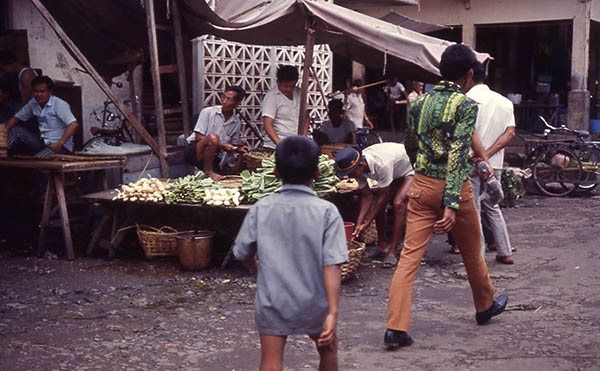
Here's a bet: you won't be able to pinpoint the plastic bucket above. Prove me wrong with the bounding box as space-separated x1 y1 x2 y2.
176 231 215 270
343 222 355 241
590 119 600 134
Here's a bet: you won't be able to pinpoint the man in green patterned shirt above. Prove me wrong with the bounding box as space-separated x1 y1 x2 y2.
384 44 508 349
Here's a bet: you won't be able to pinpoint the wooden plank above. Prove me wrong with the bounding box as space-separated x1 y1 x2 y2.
298 18 315 135
172 0 192 138
144 0 170 178
54 173 75 260
28 0 165 165
163 106 183 115
86 211 112 255
158 64 178 74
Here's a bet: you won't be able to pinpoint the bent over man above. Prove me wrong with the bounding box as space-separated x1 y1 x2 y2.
384 44 508 349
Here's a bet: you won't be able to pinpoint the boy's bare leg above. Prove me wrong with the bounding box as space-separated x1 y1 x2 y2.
309 334 338 371
389 176 413 258
375 199 389 253
259 335 286 371
195 133 223 180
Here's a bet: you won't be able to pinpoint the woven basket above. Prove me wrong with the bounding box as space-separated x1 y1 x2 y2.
357 220 377 245
218 175 243 188
0 123 7 158
341 240 365 282
320 143 348 160
244 152 271 172
137 225 185 258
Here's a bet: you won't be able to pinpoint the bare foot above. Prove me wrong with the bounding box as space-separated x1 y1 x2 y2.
207 171 224 181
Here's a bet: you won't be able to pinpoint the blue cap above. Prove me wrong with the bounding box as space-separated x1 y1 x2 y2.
334 146 363 177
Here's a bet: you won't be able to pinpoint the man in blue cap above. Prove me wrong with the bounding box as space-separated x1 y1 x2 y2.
334 143 413 268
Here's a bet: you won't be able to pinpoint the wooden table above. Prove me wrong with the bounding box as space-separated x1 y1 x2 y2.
0 156 125 260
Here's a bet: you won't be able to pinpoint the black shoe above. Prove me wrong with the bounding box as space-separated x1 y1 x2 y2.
384 329 414 349
476 295 508 325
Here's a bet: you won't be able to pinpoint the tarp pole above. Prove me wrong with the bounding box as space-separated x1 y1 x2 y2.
28 0 165 163
298 18 316 135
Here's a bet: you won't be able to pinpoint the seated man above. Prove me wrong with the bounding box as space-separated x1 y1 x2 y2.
183 85 249 180
334 143 414 268
2 75 78 157
313 99 356 146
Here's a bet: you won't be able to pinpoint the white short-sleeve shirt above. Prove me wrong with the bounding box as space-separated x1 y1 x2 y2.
467 84 516 169
345 92 366 129
384 82 406 99
356 143 414 189
261 86 301 149
319 119 355 143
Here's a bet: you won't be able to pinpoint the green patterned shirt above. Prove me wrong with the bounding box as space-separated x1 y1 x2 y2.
405 81 478 210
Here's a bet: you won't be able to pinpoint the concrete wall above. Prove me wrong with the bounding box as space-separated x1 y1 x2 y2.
367 0 588 25
6 0 131 144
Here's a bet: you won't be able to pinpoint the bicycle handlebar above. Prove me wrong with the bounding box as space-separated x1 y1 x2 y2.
539 116 589 138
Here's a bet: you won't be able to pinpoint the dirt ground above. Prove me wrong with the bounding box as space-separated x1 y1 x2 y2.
1 193 600 371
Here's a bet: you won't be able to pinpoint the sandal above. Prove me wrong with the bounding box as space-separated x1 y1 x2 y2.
382 254 398 268
364 246 385 260
449 246 460 254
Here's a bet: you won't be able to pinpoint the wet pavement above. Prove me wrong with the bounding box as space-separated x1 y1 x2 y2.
1 194 600 370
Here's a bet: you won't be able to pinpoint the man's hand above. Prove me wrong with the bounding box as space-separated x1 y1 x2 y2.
471 156 493 179
221 143 237 152
433 207 456 234
318 313 337 347
48 142 62 153
351 223 367 240
235 145 251 154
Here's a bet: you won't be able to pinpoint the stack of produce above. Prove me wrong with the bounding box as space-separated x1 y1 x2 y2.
163 172 215 205
113 177 171 202
204 187 241 206
240 154 339 203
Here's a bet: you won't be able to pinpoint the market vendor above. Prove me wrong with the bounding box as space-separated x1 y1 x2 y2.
261 65 310 150
2 75 78 158
0 51 37 107
313 99 356 146
183 85 250 181
334 143 414 268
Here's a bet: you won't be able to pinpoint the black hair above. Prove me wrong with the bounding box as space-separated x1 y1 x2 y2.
32 75 54 90
225 85 246 102
275 136 320 184
328 99 344 111
472 62 486 83
439 44 478 81
0 51 17 65
276 65 299 82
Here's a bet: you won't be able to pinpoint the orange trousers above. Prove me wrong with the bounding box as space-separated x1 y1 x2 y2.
387 174 494 331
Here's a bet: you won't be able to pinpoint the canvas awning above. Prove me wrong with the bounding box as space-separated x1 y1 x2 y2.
181 0 490 81
378 10 451 34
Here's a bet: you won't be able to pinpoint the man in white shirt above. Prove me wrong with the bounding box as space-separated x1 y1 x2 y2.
183 85 249 180
407 81 424 104
345 80 374 129
334 143 414 268
261 65 309 149
467 63 516 264
314 99 356 145
384 76 408 132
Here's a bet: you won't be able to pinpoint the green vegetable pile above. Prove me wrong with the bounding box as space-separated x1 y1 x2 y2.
164 171 216 204
240 154 339 203
501 169 526 208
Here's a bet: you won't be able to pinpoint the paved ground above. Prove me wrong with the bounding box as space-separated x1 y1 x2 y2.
1 194 600 370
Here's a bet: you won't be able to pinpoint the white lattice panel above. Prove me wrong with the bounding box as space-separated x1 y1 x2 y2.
196 36 332 148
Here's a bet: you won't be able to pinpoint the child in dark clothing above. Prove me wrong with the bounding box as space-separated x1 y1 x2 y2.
233 136 348 371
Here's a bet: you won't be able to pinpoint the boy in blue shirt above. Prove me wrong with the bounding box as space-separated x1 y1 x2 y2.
233 136 348 371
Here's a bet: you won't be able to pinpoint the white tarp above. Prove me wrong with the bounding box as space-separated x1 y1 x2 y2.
181 0 490 81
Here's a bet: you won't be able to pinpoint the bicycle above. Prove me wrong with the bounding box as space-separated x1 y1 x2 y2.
519 116 600 197
82 100 134 151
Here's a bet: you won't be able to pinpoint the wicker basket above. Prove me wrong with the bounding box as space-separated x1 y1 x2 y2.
244 151 272 172
357 220 377 245
218 175 243 188
320 143 348 160
341 240 365 282
0 123 7 158
137 225 185 258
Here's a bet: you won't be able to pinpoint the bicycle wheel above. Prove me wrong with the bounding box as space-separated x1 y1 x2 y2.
575 146 600 193
81 135 124 152
533 147 582 197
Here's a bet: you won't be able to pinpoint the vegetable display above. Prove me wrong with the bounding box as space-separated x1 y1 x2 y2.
163 172 215 205
240 154 339 203
113 177 171 202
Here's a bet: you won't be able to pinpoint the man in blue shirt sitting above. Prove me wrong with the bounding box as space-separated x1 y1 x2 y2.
2 75 79 158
